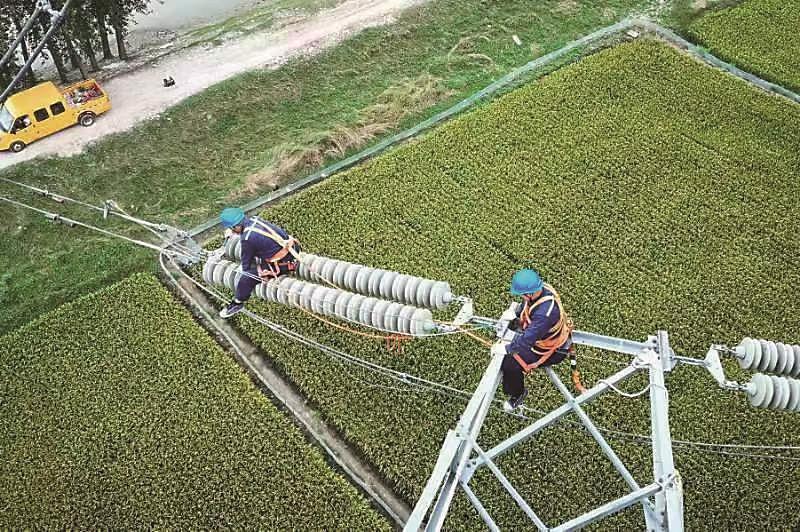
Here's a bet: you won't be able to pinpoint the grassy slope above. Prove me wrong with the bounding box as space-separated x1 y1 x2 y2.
0 273 388 529
224 39 800 530
688 0 800 92
0 0 648 333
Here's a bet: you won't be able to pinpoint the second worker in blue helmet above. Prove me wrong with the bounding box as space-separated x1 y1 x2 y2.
491 269 578 411
218 207 301 318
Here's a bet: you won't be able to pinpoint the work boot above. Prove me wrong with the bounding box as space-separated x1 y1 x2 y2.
220 300 245 318
503 388 528 412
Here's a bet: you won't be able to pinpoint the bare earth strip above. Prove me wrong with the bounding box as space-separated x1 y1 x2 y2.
0 0 425 170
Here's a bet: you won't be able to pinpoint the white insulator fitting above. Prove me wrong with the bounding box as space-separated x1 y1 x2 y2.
202 257 435 335
746 373 800 412
296 253 454 310
735 338 800 377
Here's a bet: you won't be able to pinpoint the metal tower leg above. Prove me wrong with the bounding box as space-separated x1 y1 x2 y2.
404 351 504 531
649 331 684 531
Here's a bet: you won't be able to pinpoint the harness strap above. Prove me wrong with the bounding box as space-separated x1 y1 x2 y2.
244 217 301 263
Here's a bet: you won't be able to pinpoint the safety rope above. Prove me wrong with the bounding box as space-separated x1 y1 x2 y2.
165 250 800 460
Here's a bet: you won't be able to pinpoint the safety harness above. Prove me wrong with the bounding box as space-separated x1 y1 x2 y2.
243 217 301 279
512 283 574 374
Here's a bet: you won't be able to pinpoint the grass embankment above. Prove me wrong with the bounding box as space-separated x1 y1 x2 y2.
219 39 800 529
689 0 800 92
0 273 388 529
184 0 343 47
0 0 648 333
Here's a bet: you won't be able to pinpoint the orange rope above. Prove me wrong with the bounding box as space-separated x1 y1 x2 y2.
297 306 400 341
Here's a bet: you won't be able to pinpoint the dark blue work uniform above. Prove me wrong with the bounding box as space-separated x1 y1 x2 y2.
502 287 571 397
234 217 299 302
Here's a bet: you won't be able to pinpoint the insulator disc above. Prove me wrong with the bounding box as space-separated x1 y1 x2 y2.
379 271 398 299
770 376 791 410
264 279 279 302
397 305 416 334
392 274 410 303
358 297 377 327
275 278 293 306
384 302 403 332
368 270 384 298
322 289 339 317
334 291 354 317
333 261 349 287
212 261 228 285
748 374 773 409
202 259 216 284
309 286 326 314
343 264 360 292
411 308 434 335
793 346 800 378
356 267 374 295
370 299 389 329
346 294 366 322
775 343 789 375
415 279 435 308
788 379 800 411
736 337 756 370
223 265 237 290
320 259 338 283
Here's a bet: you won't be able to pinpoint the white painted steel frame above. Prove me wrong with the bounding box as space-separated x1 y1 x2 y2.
404 329 684 532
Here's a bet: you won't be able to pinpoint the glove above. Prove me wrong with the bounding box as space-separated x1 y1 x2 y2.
223 228 233 239
491 342 509 357
508 318 520 331
499 304 518 322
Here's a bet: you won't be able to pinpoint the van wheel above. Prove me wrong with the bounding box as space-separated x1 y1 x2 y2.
10 141 25 153
79 112 96 127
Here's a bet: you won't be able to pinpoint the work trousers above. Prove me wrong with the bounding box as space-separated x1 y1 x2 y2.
502 347 569 398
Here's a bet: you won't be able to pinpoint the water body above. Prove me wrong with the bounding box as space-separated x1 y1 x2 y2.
134 0 266 31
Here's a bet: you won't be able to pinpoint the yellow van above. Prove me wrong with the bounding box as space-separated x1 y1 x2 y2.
0 79 111 152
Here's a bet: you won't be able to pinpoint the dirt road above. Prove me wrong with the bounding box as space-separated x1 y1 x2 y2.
0 0 425 170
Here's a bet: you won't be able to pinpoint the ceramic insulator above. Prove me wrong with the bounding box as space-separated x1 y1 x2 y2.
221 234 454 310
746 373 800 412
203 257 436 336
734 337 800 378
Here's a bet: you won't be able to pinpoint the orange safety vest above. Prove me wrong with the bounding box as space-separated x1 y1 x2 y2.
513 283 574 374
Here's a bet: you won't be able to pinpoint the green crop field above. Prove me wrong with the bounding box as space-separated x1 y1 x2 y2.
0 0 649 335
689 0 800 92
0 274 388 529
212 39 800 529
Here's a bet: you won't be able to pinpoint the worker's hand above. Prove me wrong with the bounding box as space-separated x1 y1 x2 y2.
499 303 518 322
490 342 509 357
223 228 233 239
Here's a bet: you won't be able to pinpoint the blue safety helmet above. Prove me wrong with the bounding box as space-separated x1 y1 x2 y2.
220 207 246 228
510 269 543 296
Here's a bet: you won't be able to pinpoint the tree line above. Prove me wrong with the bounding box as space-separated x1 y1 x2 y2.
1 0 151 91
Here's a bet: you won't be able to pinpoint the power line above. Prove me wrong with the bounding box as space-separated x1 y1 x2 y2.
164 251 800 460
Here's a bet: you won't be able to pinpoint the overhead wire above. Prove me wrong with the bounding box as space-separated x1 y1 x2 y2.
2 179 796 460
166 250 800 461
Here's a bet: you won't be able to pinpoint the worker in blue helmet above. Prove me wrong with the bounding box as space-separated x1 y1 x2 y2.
218 207 301 318
491 269 577 411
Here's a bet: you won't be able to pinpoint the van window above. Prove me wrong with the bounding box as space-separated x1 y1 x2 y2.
34 108 49 122
13 115 31 132
50 102 66 116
